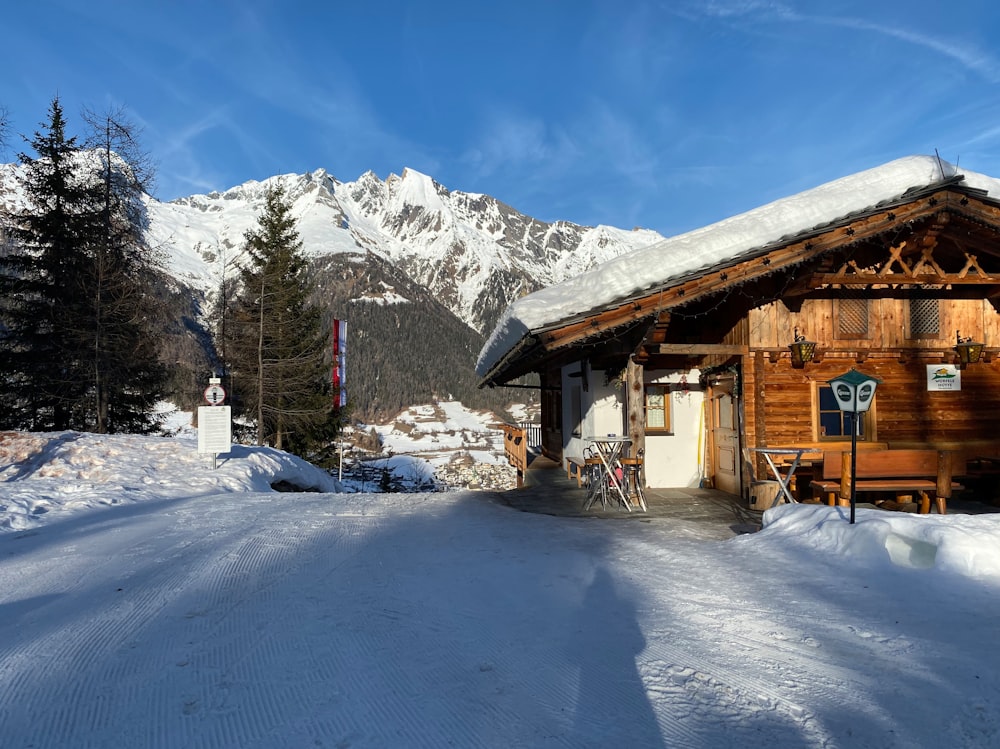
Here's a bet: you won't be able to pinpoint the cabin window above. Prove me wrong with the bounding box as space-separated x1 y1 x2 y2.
816 383 874 441
908 299 939 338
645 385 672 433
836 296 869 339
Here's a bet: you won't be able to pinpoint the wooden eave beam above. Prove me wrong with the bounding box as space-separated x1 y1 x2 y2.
810 274 1000 286
657 343 749 355
537 299 664 352
795 284 1000 300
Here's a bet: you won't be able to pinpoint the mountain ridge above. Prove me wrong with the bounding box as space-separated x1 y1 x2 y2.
145 165 665 335
1 161 666 421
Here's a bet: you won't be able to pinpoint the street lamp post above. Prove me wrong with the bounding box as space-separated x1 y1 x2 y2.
827 369 882 524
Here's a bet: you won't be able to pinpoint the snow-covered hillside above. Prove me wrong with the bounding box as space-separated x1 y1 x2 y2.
142 167 665 333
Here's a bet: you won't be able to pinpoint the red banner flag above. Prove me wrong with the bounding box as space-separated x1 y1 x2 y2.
332 319 347 408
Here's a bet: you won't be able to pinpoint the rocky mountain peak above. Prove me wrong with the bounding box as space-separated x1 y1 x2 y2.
2 159 665 335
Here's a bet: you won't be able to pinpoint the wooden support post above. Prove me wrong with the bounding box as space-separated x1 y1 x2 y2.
839 451 852 507
918 491 931 515
626 357 645 461
936 450 953 515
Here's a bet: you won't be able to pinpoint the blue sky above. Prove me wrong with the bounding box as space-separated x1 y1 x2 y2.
3 0 1000 237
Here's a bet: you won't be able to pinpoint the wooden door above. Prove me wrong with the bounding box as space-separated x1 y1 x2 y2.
710 380 741 495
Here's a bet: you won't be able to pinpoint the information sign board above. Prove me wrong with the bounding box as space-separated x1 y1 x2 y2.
198 406 232 454
927 364 961 391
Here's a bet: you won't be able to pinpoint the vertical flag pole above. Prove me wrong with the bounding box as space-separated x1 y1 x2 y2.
333 320 347 482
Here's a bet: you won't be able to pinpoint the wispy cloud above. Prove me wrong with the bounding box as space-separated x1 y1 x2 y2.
462 113 560 178
155 109 243 197
671 0 797 24
682 2 1000 83
818 16 1000 83
695 0 796 19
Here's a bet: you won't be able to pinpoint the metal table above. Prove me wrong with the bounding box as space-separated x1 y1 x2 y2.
748 447 807 508
584 436 633 511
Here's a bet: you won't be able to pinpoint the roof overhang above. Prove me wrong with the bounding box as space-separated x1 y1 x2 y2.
479 181 1000 386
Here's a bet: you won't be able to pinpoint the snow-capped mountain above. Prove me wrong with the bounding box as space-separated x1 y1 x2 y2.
1 161 665 421
147 167 665 334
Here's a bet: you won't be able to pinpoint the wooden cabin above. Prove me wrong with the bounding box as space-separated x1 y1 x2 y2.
477 156 1000 500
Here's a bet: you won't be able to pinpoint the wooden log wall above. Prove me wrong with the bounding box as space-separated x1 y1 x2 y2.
749 298 1000 351
741 296 1000 456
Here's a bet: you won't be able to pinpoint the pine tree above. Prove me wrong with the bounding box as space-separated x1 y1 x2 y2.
0 98 166 433
0 105 9 151
0 98 95 429
226 185 340 455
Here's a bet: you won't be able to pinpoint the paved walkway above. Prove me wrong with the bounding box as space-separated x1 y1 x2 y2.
488 452 1000 538
490 454 761 537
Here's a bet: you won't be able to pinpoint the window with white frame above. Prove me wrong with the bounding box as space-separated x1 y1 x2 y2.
645 385 672 434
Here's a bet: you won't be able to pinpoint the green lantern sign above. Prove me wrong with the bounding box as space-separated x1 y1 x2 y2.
828 368 880 414
827 369 882 524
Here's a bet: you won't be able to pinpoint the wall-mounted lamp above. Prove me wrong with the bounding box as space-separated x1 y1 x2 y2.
788 327 817 369
954 330 985 369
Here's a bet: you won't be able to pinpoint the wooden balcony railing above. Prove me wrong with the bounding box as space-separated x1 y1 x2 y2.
500 423 528 488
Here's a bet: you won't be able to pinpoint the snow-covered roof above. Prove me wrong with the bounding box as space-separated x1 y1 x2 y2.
476 155 1000 379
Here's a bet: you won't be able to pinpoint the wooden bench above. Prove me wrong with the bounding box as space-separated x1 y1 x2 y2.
566 457 585 487
810 449 961 514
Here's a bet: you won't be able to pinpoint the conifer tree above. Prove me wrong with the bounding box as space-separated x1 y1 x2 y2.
226 185 340 455
79 106 166 433
0 98 95 429
0 97 166 433
0 105 9 151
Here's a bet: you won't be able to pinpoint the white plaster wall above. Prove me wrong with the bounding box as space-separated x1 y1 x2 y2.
561 362 626 468
590 376 626 439
560 363 705 487
642 370 706 489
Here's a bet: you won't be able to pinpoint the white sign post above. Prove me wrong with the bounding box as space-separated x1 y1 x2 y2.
198 403 232 470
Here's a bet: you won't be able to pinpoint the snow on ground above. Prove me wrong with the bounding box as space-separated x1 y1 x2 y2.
0 431 339 532
337 401 515 492
2 431 1000 747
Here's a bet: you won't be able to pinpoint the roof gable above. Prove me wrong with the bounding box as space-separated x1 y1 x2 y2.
477 156 1000 381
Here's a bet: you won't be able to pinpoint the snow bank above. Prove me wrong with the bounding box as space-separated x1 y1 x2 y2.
0 431 339 531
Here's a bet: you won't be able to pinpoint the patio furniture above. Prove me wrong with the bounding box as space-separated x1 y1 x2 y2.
747 447 807 509
583 435 633 511
620 448 647 511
